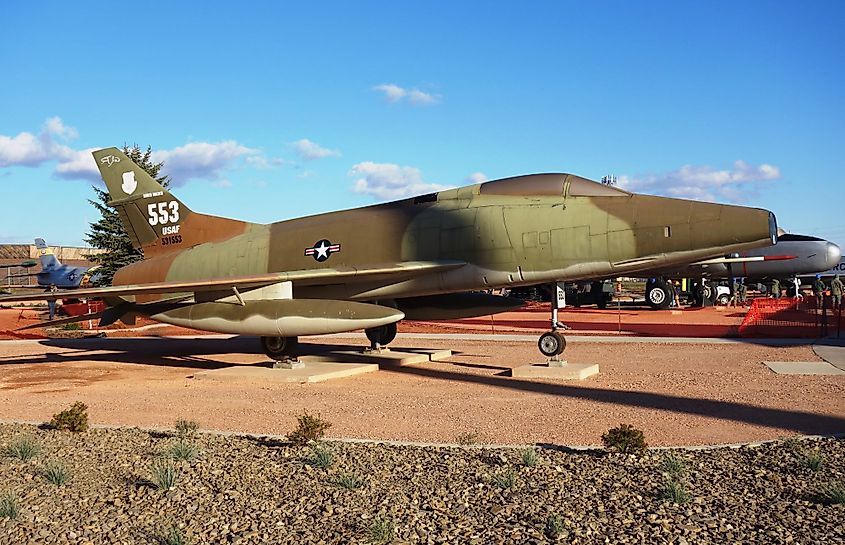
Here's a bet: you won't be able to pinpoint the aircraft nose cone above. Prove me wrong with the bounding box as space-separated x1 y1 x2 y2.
826 242 842 269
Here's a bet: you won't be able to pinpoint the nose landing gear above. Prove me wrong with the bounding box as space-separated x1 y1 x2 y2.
538 282 569 358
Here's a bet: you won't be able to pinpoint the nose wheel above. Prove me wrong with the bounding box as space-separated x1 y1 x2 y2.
538 281 569 358
538 330 566 357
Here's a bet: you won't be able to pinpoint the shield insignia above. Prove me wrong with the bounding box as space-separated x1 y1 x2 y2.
121 171 137 195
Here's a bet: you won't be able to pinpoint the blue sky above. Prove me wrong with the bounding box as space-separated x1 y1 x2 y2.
1 1 843 250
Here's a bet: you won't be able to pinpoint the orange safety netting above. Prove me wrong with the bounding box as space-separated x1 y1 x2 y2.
739 296 843 338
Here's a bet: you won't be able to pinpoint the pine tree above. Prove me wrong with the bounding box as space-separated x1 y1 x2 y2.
85 145 170 286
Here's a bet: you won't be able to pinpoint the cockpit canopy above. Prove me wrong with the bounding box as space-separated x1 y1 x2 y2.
478 173 630 197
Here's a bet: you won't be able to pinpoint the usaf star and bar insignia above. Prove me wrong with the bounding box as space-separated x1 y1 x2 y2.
305 239 341 262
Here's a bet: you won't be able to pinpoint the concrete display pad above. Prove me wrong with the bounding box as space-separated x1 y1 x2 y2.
305 347 451 366
763 361 845 376
192 360 379 383
508 362 599 380
812 343 845 372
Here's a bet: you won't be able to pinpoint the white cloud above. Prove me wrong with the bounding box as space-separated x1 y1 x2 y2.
373 84 406 103
152 141 259 186
291 138 340 161
246 155 287 169
465 172 488 184
42 116 78 140
349 161 449 200
0 119 266 187
373 83 440 106
0 126 74 168
617 160 781 203
54 147 100 181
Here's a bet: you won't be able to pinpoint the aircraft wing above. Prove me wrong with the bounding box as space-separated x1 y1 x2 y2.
0 260 465 304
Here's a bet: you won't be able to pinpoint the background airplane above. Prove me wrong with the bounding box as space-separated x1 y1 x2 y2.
5 238 98 289
537 233 841 309
640 233 842 309
0 147 778 358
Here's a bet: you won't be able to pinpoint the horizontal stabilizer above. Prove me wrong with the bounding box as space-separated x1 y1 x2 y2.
16 311 106 331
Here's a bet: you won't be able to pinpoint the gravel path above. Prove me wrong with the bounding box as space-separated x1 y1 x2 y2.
0 335 843 446
0 424 843 544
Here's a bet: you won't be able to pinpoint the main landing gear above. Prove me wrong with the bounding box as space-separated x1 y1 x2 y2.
645 278 673 310
538 282 569 358
365 322 397 350
260 336 299 360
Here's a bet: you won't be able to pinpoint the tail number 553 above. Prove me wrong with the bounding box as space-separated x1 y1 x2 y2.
147 201 180 226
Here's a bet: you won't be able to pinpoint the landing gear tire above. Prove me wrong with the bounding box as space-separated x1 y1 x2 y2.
593 282 609 309
538 331 566 357
702 283 713 302
717 293 730 306
646 279 672 310
707 281 719 305
365 322 397 346
260 336 298 359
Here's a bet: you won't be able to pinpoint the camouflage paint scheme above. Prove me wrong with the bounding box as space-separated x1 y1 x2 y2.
2 147 778 339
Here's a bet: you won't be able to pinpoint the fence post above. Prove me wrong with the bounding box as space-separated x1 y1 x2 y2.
821 296 828 338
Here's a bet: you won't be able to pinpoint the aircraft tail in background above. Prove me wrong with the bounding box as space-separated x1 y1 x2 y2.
34 238 61 271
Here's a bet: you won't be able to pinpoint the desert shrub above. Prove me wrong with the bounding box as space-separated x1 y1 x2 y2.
288 410 331 446
174 419 199 439
50 401 89 432
544 514 564 539
455 431 481 445
166 440 198 462
306 443 334 469
4 436 40 460
796 449 824 472
601 424 647 454
150 461 179 490
332 473 363 490
60 323 81 331
521 447 538 467
365 517 394 545
160 524 190 545
491 469 517 490
816 481 845 505
42 461 71 486
661 453 686 476
659 477 690 504
0 492 18 519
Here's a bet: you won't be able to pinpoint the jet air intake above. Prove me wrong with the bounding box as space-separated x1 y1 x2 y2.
149 299 404 337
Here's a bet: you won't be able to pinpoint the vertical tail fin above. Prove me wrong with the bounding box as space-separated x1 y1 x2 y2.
34 238 60 270
92 147 250 257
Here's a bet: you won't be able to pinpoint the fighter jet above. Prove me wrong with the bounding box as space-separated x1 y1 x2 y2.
0 147 778 357
5 238 98 289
